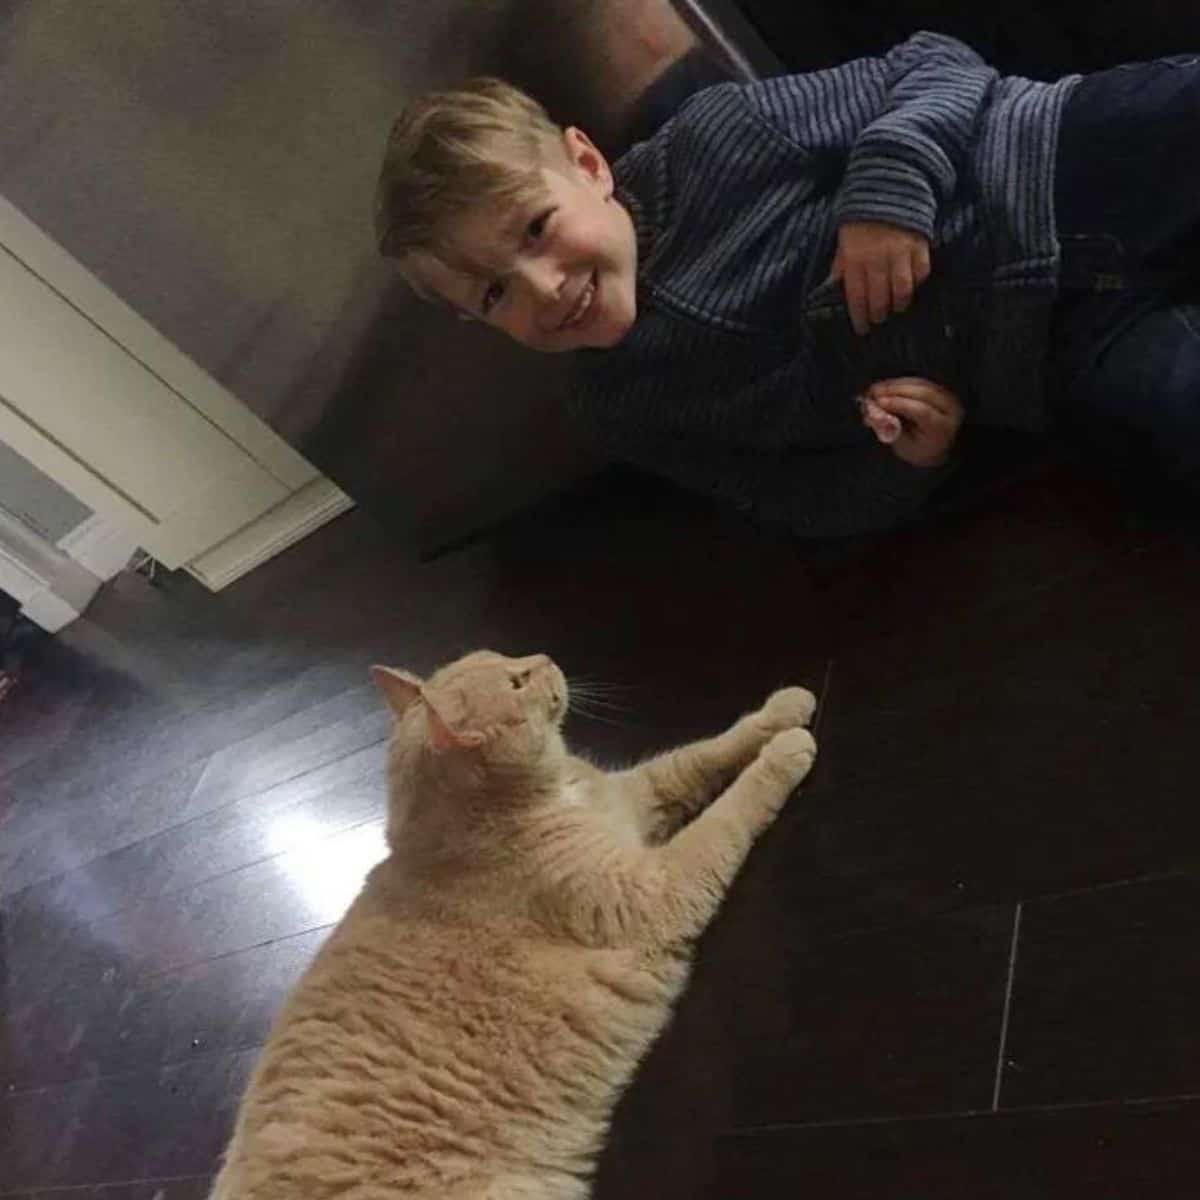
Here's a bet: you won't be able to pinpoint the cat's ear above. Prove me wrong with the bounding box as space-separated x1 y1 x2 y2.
370 665 424 717
423 696 486 753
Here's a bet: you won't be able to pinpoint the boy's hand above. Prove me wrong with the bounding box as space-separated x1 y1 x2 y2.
831 222 932 336
857 377 962 468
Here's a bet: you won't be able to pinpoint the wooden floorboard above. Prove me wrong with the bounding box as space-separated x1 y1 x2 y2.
5 463 1200 1197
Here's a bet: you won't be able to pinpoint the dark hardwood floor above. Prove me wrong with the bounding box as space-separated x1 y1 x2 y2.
4 461 1200 1198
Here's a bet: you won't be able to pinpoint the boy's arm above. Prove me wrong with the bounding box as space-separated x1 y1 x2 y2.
832 32 997 241
734 35 997 331
585 425 953 541
740 31 995 242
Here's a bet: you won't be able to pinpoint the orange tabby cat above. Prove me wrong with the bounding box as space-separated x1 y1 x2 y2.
210 650 817 1200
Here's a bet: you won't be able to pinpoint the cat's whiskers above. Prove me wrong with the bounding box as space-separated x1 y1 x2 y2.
569 693 630 713
566 697 631 727
565 673 634 691
566 677 636 713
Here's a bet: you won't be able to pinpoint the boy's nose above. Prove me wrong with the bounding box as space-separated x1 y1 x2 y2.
515 259 565 310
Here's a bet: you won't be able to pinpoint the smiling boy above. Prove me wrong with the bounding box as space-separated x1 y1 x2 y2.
376 36 1200 537
397 118 639 354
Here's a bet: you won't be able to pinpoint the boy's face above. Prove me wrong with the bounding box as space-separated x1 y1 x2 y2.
407 128 638 353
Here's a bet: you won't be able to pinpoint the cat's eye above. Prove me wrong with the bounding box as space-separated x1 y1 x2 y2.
511 671 531 689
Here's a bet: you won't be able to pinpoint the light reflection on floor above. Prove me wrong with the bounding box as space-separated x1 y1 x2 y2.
267 814 388 922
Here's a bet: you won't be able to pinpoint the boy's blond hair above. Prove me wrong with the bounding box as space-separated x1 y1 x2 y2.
375 77 565 270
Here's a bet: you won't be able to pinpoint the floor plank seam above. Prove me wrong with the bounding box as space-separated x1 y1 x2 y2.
991 900 1023 1111
1028 866 1198 906
136 921 339 984
812 658 835 736
0 1173 213 1197
718 1090 1200 1138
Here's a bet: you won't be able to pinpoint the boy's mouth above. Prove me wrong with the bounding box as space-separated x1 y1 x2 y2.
557 271 597 333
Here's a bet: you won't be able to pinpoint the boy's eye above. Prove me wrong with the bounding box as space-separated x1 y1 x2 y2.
526 210 552 241
481 281 505 315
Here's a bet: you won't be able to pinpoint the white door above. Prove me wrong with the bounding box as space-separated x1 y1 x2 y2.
0 196 339 572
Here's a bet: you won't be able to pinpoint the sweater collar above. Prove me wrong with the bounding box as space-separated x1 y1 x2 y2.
618 184 657 273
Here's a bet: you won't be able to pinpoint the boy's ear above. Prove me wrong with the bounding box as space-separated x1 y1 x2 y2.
562 126 613 196
370 665 424 717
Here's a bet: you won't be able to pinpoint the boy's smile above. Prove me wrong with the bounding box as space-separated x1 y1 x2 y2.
407 129 639 353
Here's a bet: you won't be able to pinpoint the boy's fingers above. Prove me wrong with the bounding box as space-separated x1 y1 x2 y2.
859 396 888 425
870 377 959 415
861 400 902 444
867 379 937 408
872 375 941 391
866 264 891 326
861 397 892 424
913 241 932 285
844 268 870 335
890 257 915 312
871 392 940 429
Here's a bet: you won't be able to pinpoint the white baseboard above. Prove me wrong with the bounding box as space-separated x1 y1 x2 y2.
185 477 354 592
57 513 140 581
0 507 101 632
18 587 85 634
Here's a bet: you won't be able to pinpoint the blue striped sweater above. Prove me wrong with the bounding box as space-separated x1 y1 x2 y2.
570 33 1080 538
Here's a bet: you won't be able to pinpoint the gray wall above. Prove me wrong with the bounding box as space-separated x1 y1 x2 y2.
0 0 698 552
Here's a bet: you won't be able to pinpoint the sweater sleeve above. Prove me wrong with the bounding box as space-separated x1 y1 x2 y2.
832 32 998 239
577 415 952 540
732 33 998 241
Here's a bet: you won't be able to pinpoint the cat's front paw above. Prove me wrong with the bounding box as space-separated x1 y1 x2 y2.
758 687 817 735
759 727 818 789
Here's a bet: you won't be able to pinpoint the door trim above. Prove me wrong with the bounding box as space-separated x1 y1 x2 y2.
56 513 140 581
185 477 354 592
0 196 317 491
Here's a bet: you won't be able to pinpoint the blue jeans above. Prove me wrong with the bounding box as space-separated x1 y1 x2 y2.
1049 55 1200 489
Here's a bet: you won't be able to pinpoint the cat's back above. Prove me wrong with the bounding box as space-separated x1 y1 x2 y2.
209 858 680 1200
